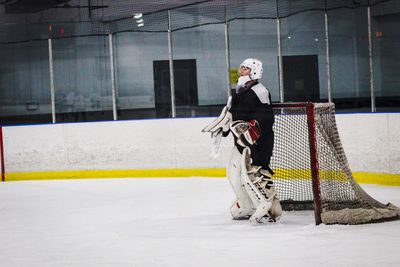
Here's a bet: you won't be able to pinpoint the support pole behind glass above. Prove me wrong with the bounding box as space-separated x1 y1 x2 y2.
224 6 231 97
168 10 176 118
48 38 56 123
109 33 117 120
367 5 376 112
325 10 332 103
276 1 284 103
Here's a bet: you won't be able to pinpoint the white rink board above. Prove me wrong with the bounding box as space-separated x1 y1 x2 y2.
2 113 400 174
336 113 400 174
2 119 233 172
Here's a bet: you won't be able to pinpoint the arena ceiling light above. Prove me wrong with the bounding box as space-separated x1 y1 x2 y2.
133 13 144 27
133 13 142 19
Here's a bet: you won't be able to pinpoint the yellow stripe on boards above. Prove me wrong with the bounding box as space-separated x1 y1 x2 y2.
274 169 400 186
352 172 400 186
3 169 400 186
5 168 227 181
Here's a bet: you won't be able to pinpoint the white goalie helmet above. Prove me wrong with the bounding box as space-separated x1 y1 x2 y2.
240 58 263 80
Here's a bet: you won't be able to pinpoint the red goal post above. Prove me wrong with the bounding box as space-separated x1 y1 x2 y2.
0 126 5 182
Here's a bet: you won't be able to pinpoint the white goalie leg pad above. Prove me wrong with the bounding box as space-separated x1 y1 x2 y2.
230 198 254 220
227 147 255 219
255 168 282 221
240 147 281 223
241 172 272 224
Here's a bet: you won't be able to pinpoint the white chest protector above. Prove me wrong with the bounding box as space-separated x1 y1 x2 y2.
251 83 270 105
237 76 271 105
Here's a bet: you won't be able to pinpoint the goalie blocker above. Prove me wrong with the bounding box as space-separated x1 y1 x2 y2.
230 119 261 147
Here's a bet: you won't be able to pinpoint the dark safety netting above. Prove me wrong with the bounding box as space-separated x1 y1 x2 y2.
0 0 392 44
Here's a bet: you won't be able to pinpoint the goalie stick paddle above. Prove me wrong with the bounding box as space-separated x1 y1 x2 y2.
210 129 223 159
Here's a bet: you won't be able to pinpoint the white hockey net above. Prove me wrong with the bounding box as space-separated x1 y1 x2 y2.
271 102 400 225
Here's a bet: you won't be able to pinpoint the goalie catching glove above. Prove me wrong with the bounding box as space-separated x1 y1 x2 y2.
202 97 233 158
230 119 261 147
202 107 232 138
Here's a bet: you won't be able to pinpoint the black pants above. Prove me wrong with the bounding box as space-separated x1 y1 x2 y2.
236 130 274 172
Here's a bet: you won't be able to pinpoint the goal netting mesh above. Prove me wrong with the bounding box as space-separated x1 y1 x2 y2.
271 102 400 225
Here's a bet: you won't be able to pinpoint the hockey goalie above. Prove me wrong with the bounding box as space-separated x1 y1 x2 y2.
203 58 282 224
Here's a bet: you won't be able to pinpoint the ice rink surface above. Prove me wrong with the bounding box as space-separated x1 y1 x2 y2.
1 177 400 267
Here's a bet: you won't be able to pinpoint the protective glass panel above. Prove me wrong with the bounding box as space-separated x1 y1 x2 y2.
328 4 371 111
171 6 226 118
228 0 280 103
280 5 327 102
371 1 400 111
0 40 52 125
114 12 169 120
52 36 113 122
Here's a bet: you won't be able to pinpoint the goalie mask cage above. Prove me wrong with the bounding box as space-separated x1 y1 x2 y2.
271 102 400 225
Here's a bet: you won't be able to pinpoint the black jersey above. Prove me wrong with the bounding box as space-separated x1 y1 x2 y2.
230 81 275 171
